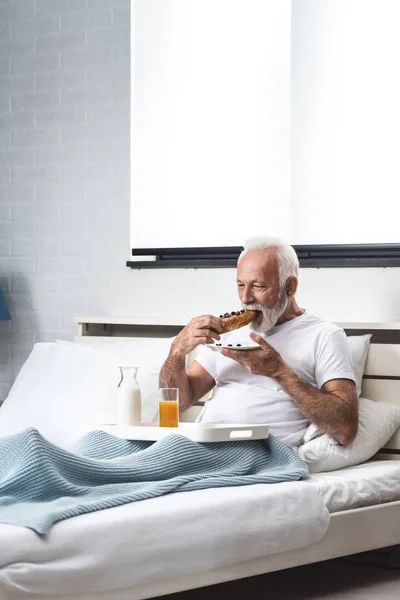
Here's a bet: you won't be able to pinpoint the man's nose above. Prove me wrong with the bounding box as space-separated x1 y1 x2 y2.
240 286 254 305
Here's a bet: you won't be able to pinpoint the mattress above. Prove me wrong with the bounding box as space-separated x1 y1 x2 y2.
307 459 400 513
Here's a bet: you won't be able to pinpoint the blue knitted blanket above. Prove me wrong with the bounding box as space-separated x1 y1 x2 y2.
0 428 308 534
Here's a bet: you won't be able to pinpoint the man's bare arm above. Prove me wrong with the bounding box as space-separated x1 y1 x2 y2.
159 349 191 411
159 314 223 412
275 367 358 445
159 356 215 412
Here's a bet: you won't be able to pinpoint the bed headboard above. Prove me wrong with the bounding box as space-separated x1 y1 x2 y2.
74 317 400 455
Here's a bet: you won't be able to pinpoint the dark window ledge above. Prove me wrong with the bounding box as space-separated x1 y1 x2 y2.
127 244 400 269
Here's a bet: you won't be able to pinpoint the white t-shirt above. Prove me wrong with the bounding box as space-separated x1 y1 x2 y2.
195 311 355 448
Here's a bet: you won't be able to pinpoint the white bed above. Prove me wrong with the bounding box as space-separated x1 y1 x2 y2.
0 318 400 600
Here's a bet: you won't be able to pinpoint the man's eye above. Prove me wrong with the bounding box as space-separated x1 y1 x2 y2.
253 285 266 289
237 283 244 288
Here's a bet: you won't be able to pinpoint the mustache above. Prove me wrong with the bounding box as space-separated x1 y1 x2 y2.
241 302 264 312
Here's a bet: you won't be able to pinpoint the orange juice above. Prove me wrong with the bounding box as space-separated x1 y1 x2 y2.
159 400 179 427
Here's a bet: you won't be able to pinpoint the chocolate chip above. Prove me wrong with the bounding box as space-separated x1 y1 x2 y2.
236 344 241 347
228 344 232 347
224 313 230 317
231 311 236 315
216 343 222 346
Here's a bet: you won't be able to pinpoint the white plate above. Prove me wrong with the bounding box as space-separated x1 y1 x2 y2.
99 422 269 443
203 343 261 352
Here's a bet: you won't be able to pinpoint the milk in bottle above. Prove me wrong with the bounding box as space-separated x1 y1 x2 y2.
116 367 141 426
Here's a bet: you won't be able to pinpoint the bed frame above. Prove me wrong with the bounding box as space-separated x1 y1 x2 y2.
74 317 400 599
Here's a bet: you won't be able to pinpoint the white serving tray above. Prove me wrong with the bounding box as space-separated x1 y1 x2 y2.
99 422 270 443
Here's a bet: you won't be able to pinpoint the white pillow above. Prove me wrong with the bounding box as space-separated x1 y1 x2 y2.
66 336 176 367
56 337 178 422
0 339 172 449
298 397 400 473
347 334 372 396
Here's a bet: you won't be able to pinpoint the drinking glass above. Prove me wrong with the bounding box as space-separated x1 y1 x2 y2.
158 388 179 427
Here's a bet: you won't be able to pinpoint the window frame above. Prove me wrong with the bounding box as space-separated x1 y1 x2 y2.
127 244 400 269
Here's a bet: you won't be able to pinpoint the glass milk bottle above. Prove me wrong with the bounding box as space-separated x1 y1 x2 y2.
116 367 141 426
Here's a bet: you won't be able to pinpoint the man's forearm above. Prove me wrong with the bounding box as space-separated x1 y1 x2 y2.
275 365 357 445
159 352 192 412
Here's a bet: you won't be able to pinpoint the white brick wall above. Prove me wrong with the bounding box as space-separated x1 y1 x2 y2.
0 0 131 400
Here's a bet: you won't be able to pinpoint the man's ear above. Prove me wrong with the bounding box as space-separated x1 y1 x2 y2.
286 276 298 297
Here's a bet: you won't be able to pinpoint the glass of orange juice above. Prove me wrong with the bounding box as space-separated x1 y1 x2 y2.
158 388 179 427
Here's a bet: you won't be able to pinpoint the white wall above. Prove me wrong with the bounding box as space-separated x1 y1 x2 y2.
1 0 400 401
112 266 400 326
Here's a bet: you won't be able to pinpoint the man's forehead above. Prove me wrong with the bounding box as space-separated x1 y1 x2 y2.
237 249 278 278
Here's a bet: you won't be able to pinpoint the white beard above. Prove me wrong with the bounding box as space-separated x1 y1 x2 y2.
243 289 288 334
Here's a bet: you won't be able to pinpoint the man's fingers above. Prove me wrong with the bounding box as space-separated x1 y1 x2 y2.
198 328 220 341
202 336 216 345
189 317 224 336
198 315 225 333
220 349 247 362
249 332 266 346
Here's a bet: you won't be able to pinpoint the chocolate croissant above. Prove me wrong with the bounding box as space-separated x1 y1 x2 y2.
219 309 259 333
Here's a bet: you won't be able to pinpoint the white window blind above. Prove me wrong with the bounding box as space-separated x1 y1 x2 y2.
131 0 290 251
130 0 400 261
291 0 400 245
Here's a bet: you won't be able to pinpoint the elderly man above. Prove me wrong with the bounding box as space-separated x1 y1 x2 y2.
159 237 358 449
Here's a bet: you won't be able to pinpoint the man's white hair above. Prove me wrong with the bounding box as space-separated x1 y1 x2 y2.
238 236 299 288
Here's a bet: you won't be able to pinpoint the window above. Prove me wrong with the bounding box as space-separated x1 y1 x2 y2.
129 0 400 268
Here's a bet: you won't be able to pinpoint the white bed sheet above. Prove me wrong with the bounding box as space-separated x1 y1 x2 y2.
307 458 400 513
0 481 329 600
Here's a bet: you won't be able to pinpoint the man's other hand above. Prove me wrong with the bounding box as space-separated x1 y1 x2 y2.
220 332 286 378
